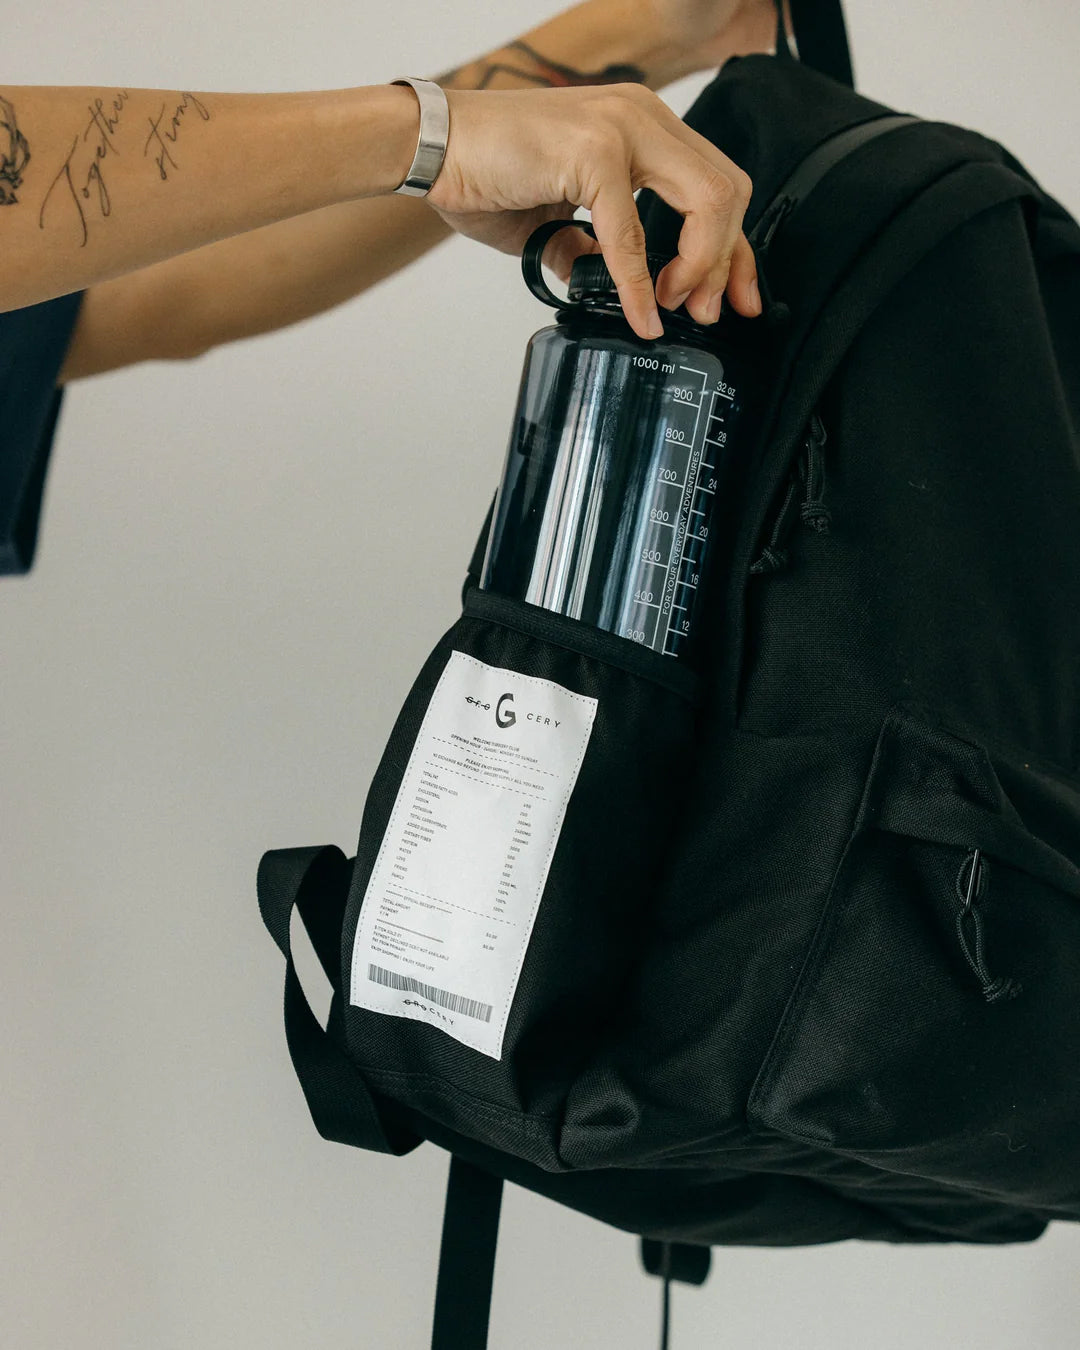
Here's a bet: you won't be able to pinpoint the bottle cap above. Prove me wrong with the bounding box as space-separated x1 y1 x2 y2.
567 251 675 304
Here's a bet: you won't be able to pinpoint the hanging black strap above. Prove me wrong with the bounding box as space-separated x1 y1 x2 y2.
782 0 855 88
432 1155 505 1350
256 844 420 1155
640 1240 712 1350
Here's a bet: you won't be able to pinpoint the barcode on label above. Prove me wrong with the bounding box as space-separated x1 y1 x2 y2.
367 964 494 1023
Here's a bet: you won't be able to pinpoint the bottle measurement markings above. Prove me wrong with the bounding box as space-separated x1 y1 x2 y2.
655 367 712 645
629 366 734 655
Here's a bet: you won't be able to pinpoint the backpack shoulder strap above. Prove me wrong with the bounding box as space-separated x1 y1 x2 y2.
259 846 508 1348
432 1156 505 1350
257 844 421 1154
787 0 855 88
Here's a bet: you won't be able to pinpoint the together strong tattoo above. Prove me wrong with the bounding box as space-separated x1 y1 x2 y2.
143 91 211 181
37 89 211 245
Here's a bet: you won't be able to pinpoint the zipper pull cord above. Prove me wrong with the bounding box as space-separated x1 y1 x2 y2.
954 849 1023 1004
798 412 832 532
749 413 829 575
749 469 799 574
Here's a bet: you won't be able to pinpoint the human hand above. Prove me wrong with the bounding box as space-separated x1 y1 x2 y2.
425 83 759 339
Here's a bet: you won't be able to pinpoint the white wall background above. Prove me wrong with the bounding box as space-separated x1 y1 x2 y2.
3 3 1079 1347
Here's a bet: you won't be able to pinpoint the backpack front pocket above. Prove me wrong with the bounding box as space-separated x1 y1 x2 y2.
747 703 1080 1210
338 583 702 1171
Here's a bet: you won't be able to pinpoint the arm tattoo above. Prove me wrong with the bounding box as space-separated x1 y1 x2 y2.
439 40 646 91
0 95 31 205
38 91 131 245
143 91 211 181
502 41 645 88
37 89 210 245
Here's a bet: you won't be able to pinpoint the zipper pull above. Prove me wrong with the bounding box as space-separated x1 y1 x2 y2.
753 194 795 254
798 412 831 533
749 412 830 576
749 469 799 575
954 849 1022 1004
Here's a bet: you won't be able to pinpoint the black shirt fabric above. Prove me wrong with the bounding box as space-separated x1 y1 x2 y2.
0 292 84 576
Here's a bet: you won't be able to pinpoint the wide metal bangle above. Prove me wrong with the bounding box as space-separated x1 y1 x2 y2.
391 77 450 197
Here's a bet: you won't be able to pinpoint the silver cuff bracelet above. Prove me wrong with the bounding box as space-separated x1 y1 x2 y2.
391 77 450 197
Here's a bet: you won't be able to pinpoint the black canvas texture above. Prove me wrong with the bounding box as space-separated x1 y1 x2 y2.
258 51 1080 1253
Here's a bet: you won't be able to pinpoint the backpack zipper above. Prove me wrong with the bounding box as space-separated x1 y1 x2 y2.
955 849 1022 1004
749 411 831 576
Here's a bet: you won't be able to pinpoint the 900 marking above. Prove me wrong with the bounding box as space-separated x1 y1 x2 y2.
617 359 738 657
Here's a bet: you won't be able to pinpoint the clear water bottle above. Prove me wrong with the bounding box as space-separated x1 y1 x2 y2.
480 219 755 664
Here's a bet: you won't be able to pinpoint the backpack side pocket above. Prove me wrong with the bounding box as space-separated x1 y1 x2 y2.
747 703 1080 1210
339 585 702 1172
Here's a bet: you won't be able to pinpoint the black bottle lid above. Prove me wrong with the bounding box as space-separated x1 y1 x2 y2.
567 250 674 303
521 218 740 336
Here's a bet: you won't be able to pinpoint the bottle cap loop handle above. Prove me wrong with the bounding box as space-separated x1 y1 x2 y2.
521 219 597 310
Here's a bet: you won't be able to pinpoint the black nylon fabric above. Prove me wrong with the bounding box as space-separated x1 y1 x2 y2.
259 52 1080 1250
337 588 703 1172
635 56 895 254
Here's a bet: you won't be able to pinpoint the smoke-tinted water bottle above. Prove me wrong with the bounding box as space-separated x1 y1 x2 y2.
480 219 756 665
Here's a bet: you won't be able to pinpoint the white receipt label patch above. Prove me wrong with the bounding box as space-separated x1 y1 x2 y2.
349 650 597 1060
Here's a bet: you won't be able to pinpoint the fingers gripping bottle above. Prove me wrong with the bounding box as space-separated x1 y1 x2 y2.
480 219 755 666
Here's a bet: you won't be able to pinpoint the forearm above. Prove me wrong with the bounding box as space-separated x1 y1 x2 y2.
61 0 700 380
59 195 448 376
0 82 419 314
437 0 693 94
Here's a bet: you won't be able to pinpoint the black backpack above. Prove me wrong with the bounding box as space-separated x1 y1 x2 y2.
256 3 1080 1345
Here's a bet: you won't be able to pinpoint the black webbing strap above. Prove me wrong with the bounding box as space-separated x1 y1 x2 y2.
640 1240 713 1350
787 0 855 88
257 844 419 1154
431 1155 505 1350
259 849 503 1343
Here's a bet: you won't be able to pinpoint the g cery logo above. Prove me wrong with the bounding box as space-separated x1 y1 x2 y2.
495 691 517 729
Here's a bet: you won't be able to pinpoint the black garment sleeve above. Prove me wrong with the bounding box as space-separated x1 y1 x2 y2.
0 291 85 577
